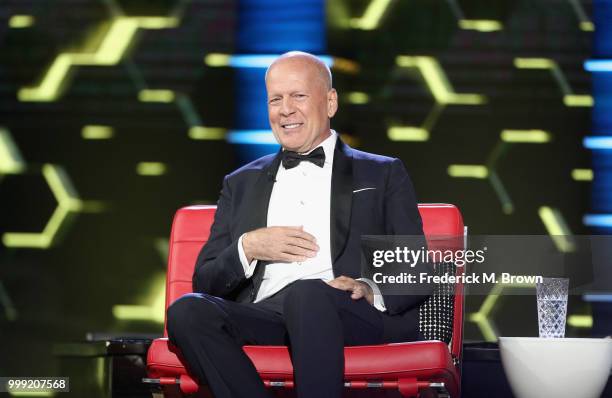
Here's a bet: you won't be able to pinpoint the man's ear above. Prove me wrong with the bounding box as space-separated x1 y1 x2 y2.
327 88 338 118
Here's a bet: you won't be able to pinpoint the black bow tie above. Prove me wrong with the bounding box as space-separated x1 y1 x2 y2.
281 146 326 169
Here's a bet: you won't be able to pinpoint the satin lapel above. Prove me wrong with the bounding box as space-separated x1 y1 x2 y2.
236 152 282 235
331 139 353 263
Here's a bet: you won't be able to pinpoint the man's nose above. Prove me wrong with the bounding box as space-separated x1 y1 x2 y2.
280 98 295 116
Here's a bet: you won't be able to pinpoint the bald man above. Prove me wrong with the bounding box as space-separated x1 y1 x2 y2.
167 52 430 398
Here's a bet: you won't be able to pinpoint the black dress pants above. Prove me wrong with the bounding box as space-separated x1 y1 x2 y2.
166 279 385 398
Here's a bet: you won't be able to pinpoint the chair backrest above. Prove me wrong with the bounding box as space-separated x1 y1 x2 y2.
164 205 217 321
415 204 465 364
163 204 465 361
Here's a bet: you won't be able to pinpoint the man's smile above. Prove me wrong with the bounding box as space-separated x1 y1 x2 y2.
281 122 303 129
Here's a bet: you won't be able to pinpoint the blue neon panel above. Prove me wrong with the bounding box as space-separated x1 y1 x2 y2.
594 0 612 57
585 60 612 72
583 214 612 227
236 0 325 53
233 0 326 165
235 144 279 161
583 294 612 302
584 136 612 149
590 0 612 233
227 130 277 144
235 68 269 130
230 54 333 68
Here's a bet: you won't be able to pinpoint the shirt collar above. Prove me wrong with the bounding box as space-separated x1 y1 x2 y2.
312 129 337 167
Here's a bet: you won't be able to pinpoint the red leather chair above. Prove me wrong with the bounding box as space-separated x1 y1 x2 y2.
146 204 465 397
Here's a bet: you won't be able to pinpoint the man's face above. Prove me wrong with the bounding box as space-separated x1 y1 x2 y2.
266 58 338 153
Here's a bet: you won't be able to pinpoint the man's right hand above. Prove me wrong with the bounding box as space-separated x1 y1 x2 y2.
242 226 319 263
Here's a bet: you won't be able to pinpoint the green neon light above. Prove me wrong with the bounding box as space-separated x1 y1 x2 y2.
3 165 82 249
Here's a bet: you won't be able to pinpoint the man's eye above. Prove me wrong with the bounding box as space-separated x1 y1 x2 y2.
269 98 280 104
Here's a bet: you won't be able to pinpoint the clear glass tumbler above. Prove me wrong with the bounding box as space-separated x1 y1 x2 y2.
536 277 569 338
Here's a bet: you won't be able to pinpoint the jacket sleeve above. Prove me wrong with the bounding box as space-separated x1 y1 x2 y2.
380 158 433 315
192 175 248 298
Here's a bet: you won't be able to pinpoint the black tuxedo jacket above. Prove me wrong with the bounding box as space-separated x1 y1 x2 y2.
193 139 431 342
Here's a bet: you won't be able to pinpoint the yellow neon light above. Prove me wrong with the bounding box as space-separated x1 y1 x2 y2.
539 206 570 235
338 134 359 148
9 392 55 397
82 125 114 139
396 56 486 104
468 294 500 342
458 19 503 32
563 94 593 107
87 19 139 63
468 283 534 342
514 58 555 69
138 89 175 103
350 0 392 30
513 58 592 108
387 126 430 142
113 272 166 323
580 21 594 31
571 168 593 181
95 357 105 389
154 237 169 262
136 162 167 176
9 15 35 28
136 17 179 29
500 129 550 143
44 164 79 205
112 305 158 321
19 17 178 102
188 126 226 140
567 314 592 328
346 92 369 104
0 128 25 174
79 201 107 213
538 206 575 252
331 57 360 74
3 164 82 248
447 164 488 179
204 53 231 67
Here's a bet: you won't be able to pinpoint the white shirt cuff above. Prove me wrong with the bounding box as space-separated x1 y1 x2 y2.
238 233 258 278
357 278 387 312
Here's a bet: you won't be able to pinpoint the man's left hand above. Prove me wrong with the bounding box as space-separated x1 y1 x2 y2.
327 276 374 305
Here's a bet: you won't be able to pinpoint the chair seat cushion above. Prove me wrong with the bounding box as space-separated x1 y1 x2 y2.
147 338 458 386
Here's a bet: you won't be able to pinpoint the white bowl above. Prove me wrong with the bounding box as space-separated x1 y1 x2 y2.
499 337 612 398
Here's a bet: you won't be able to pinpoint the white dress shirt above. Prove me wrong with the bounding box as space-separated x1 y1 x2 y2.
237 131 386 311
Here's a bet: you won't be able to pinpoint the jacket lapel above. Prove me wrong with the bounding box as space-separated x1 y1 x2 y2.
331 138 353 264
236 152 282 301
236 152 282 235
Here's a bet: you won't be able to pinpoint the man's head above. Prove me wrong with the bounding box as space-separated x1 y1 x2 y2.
265 51 338 153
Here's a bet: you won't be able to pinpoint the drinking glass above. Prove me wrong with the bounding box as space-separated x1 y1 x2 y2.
536 277 569 338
